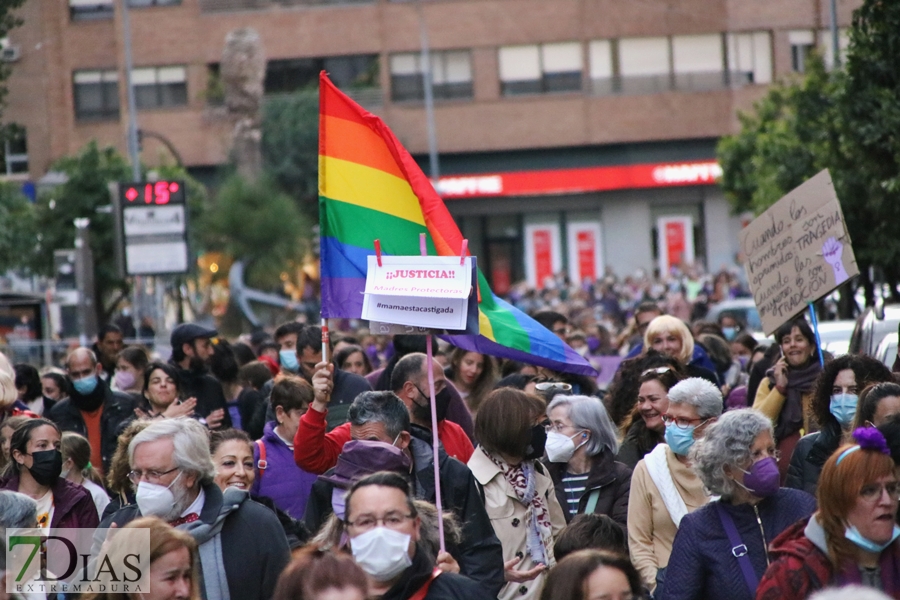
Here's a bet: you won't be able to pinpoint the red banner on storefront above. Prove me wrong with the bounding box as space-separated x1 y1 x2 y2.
532 230 553 288
436 160 722 199
576 230 597 282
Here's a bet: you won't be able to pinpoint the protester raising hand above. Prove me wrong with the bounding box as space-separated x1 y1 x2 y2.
311 362 334 411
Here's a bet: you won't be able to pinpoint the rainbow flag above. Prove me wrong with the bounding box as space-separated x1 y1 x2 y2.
318 72 597 376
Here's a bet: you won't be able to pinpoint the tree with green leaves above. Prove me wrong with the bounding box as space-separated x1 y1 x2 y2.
0 181 35 271
29 142 207 324
261 90 319 218
0 0 26 122
200 173 310 290
718 0 900 309
30 143 132 323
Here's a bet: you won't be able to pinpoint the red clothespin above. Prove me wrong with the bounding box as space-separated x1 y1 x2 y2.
459 239 468 265
374 239 383 266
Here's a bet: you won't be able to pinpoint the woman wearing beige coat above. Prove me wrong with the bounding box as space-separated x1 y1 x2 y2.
468 388 566 600
627 377 722 594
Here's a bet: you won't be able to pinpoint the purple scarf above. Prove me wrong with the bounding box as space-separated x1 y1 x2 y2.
767 360 821 441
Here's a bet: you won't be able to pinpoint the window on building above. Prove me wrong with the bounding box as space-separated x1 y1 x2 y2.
69 0 113 20
789 30 815 72
726 31 772 85
618 37 670 94
2 128 28 176
390 50 472 102
672 34 724 91
817 28 850 70
265 55 379 97
132 66 188 109
499 42 582 96
73 70 119 120
588 40 615 94
128 0 181 6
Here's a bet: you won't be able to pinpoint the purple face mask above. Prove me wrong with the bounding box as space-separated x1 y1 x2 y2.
740 456 780 497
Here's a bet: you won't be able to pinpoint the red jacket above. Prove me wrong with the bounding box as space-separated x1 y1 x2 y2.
757 518 900 599
1 474 100 530
294 407 474 475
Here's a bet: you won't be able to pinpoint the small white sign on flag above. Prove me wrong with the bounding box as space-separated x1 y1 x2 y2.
362 256 472 330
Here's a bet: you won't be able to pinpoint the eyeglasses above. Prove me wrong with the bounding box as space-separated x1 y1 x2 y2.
535 382 572 393
553 327 571 336
642 367 672 377
544 421 578 433
860 481 900 502
345 512 415 532
128 467 179 485
661 414 709 429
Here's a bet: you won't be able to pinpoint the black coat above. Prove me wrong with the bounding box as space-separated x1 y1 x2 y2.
100 483 290 600
382 545 495 600
544 450 632 526
305 425 505 596
169 362 232 429
785 418 843 496
46 380 135 472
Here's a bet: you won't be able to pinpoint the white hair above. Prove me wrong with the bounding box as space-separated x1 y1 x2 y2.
667 377 723 419
690 408 772 498
546 395 619 455
128 417 215 485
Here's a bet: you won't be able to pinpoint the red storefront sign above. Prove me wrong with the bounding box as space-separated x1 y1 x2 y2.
436 160 722 199
576 231 597 282
532 230 553 288
665 221 687 267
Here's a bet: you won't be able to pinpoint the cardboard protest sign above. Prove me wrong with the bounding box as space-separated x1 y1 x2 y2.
362 255 478 334
740 169 858 335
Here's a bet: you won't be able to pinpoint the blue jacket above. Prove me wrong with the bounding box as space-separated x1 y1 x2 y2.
251 421 318 519
659 488 816 600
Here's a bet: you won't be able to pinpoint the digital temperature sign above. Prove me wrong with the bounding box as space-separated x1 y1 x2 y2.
119 180 185 206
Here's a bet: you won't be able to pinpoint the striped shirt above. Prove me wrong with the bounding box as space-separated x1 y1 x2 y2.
561 472 590 517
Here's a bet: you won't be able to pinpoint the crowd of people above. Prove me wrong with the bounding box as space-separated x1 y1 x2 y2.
0 285 899 600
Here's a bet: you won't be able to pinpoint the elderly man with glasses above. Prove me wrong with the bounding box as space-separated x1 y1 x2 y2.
97 417 290 600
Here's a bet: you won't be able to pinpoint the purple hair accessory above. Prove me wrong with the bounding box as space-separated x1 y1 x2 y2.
852 427 890 455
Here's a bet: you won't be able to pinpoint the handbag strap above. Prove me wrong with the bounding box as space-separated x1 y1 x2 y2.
409 568 441 600
714 502 759 595
255 439 267 480
584 489 601 514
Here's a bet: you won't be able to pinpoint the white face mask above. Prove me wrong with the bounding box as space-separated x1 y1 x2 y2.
545 430 587 463
350 527 412 581
135 472 182 518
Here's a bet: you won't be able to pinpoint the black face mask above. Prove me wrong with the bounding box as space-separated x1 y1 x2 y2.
412 385 452 424
26 449 63 487
524 424 547 460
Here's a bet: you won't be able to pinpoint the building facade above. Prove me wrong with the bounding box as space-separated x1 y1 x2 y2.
3 0 858 289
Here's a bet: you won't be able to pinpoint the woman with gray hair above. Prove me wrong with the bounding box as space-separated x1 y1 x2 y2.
658 408 816 600
0 490 37 528
543 395 632 526
627 377 722 594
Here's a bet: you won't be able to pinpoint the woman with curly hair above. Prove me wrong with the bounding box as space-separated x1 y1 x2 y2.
658 409 815 600
786 355 893 496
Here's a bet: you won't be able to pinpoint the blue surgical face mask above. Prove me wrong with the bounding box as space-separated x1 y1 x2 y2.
722 326 737 341
665 422 697 456
845 524 900 553
830 393 859 429
279 349 299 373
72 374 98 395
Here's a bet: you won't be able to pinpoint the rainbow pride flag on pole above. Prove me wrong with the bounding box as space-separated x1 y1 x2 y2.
318 73 597 376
